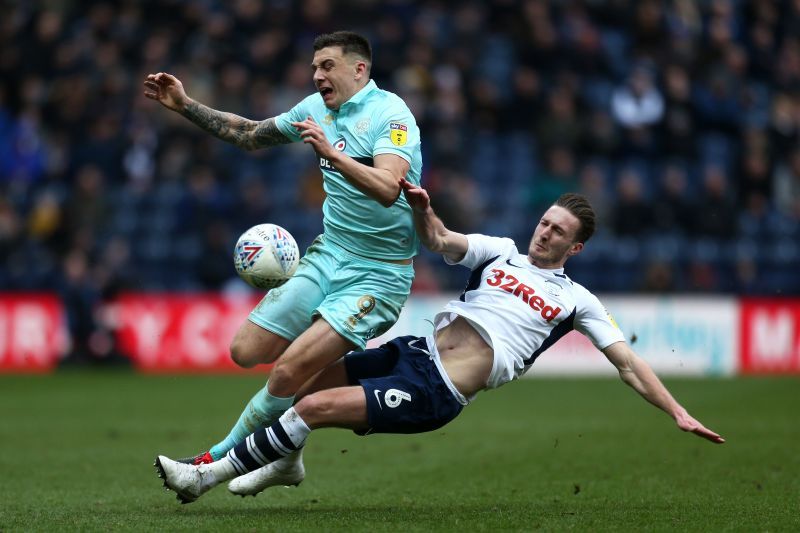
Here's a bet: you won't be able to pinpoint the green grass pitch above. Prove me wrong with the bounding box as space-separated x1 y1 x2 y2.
0 372 798 531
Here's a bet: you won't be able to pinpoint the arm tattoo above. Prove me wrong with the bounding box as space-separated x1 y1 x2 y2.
181 101 290 150
251 118 293 149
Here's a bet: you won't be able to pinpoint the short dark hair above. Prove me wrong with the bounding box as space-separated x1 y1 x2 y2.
313 31 372 67
554 193 596 243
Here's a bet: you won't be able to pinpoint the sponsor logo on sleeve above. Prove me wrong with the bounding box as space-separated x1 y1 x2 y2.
389 122 408 146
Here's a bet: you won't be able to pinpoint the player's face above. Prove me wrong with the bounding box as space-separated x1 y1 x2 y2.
527 206 584 269
312 47 365 110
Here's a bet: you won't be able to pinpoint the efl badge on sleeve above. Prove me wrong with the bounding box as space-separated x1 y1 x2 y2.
390 122 408 146
605 309 620 329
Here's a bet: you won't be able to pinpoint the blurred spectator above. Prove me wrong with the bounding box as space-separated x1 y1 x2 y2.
430 170 484 235
409 256 442 294
536 91 582 150
66 165 110 237
693 166 737 239
59 249 101 364
641 260 676 293
773 148 800 218
768 93 800 156
687 260 720 292
611 66 664 129
611 65 663 155
659 64 697 160
738 191 771 238
582 110 621 159
737 147 773 208
651 163 693 235
529 147 579 213
577 162 613 228
197 221 237 290
612 167 652 237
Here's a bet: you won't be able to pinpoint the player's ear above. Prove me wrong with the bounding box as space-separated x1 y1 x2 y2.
354 60 368 80
567 242 584 256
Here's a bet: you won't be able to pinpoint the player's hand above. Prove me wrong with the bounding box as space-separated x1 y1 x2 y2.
400 177 430 213
143 73 189 112
292 116 336 159
675 410 725 444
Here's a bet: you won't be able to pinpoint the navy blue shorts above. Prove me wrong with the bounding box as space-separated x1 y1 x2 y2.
344 335 464 435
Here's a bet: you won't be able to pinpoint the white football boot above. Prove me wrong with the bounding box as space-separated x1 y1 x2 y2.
227 450 305 497
155 455 217 504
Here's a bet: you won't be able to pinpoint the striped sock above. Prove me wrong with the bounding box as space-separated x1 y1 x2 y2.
226 407 310 475
208 382 294 460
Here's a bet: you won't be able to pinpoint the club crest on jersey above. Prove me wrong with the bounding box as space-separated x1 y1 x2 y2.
544 280 562 297
322 114 334 125
389 122 408 146
355 118 370 134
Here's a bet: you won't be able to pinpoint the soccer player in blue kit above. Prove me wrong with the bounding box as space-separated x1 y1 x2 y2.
144 32 421 465
155 184 724 504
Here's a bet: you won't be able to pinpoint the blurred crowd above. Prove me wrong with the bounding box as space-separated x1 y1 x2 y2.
3 0 800 316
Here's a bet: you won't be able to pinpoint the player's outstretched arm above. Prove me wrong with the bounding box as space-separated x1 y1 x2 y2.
602 341 725 444
143 72 290 150
400 178 468 263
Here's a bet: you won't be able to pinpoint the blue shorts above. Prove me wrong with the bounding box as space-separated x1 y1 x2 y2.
344 335 465 435
248 235 414 350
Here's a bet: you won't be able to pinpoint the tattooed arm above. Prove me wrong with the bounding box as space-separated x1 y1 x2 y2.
181 101 291 150
144 72 291 150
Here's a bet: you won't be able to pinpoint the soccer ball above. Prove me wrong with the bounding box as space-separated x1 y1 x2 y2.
233 224 300 289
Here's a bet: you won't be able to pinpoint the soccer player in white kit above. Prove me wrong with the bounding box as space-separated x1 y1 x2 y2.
155 181 724 504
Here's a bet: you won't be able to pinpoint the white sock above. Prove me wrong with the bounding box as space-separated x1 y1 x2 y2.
205 457 238 483
278 408 311 448
274 448 304 470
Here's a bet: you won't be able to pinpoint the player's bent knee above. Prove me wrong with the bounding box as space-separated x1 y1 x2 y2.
294 394 334 422
229 337 281 369
268 359 313 392
229 341 259 368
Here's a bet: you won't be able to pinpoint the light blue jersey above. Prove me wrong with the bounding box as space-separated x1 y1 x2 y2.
275 80 422 260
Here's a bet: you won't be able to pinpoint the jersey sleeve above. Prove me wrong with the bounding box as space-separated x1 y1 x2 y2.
371 99 420 169
573 288 626 350
445 234 516 269
274 94 318 143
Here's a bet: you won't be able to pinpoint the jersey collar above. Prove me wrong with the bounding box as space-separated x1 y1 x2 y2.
340 79 377 110
522 255 565 276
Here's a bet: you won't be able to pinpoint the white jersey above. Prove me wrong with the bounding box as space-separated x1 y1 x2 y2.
434 234 625 390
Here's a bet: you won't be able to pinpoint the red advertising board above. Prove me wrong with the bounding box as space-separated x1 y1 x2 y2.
0 294 65 372
740 299 800 374
115 293 264 373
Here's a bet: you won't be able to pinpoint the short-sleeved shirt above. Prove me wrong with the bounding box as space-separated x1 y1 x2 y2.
436 234 626 389
275 80 422 260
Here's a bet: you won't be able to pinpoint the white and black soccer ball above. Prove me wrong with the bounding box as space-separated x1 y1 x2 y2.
233 224 300 289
